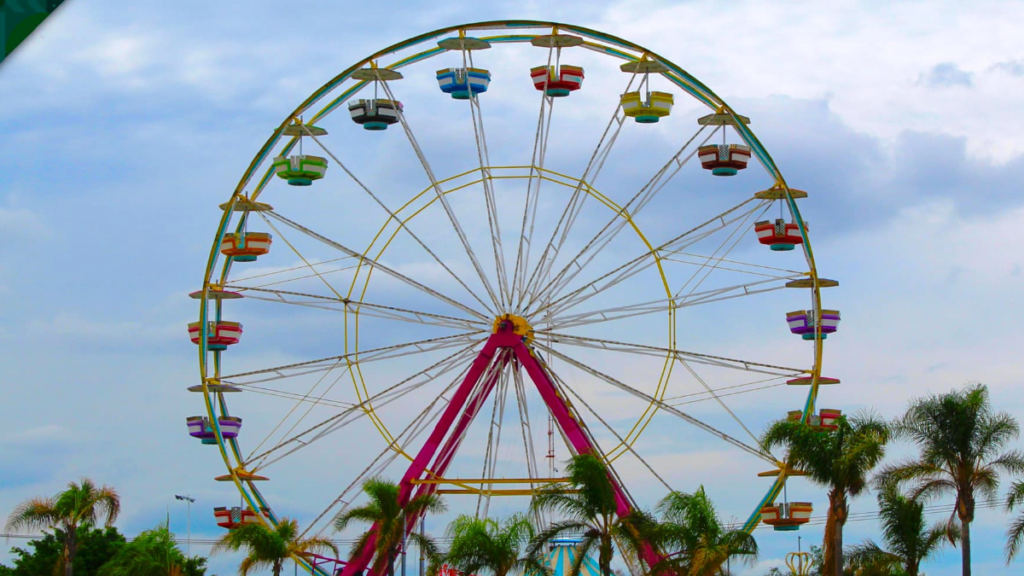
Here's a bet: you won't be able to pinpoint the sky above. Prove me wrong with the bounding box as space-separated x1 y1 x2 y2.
2 1 1024 575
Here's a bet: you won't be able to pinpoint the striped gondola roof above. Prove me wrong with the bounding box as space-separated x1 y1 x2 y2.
529 538 601 576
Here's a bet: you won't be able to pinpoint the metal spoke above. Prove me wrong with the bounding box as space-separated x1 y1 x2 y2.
543 274 801 331
242 385 355 409
223 285 489 332
536 332 805 377
299 122 496 315
221 332 484 385
476 363 510 519
375 77 503 311
663 375 789 404
674 356 773 457
673 202 771 300
248 343 480 470
511 365 545 526
535 200 765 319
549 367 674 492
532 342 775 464
230 255 357 285
526 124 718 311
511 46 559 312
661 255 803 278
300 359 472 540
460 50 511 308
252 211 350 305
266 210 490 321
517 68 642 312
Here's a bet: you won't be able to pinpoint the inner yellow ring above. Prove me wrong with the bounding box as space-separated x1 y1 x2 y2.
345 165 675 465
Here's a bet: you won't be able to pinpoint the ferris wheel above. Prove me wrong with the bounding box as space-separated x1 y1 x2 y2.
187 20 841 575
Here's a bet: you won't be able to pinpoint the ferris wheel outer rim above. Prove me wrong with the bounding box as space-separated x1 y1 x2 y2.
195 19 828 544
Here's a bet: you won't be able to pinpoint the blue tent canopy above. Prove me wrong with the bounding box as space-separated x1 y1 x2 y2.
530 538 601 576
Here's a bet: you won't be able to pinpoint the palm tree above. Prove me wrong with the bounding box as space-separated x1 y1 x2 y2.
650 486 758 576
335 478 446 576
527 454 651 576
846 485 958 576
877 383 1024 576
761 413 889 576
98 524 205 576
4 478 121 576
212 517 337 576
435 514 547 576
1003 481 1024 562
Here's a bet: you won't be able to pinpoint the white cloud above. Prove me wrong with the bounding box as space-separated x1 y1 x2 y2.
11 424 72 443
25 313 181 343
0 206 48 239
595 0 1024 163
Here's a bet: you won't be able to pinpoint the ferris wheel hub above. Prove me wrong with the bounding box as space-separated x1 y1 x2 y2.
492 313 535 344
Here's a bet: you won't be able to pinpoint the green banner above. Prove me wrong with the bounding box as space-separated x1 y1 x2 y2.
1 0 66 64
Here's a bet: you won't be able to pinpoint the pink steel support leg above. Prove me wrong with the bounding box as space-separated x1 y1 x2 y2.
513 343 663 569
340 331 519 576
402 354 510 536
340 324 662 576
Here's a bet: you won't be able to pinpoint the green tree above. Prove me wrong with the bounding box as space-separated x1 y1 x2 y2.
334 478 446 576
650 486 758 576
526 454 651 576
4 478 121 576
212 517 336 576
846 485 958 576
761 413 889 576
1003 480 1024 562
0 526 125 576
877 384 1024 576
98 524 208 576
434 514 547 576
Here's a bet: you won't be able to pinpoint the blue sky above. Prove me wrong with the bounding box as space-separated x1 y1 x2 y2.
2 1 1024 575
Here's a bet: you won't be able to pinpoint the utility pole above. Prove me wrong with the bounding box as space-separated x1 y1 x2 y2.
175 495 196 557
419 516 425 576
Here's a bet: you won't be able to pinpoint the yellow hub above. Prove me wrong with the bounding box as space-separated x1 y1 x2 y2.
492 313 534 344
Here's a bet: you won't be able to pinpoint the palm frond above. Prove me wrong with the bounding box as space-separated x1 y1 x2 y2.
4 498 59 532
526 520 587 560
335 504 385 532
1005 512 1024 562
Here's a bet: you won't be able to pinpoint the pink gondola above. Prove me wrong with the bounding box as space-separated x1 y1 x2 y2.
754 219 805 251
530 65 584 97
819 408 842 430
787 409 842 430
214 506 269 529
698 144 751 176
188 321 242 351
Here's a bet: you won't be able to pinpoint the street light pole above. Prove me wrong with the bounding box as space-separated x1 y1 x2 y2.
175 495 196 557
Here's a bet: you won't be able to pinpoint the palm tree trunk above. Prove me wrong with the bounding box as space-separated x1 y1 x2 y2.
600 538 613 576
64 528 77 576
823 490 847 576
822 511 835 576
274 560 283 576
834 517 844 576
961 518 971 576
